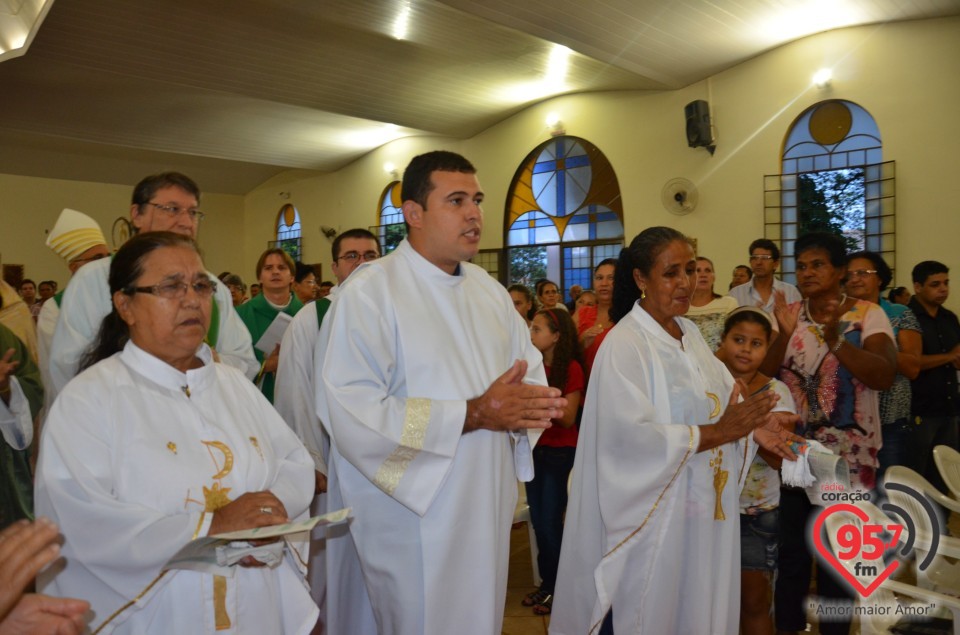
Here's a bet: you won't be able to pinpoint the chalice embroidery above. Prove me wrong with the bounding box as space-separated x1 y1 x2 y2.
706 391 727 520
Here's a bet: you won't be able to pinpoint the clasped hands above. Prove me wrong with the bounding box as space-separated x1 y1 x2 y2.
208 491 289 568
464 360 566 433
715 381 802 460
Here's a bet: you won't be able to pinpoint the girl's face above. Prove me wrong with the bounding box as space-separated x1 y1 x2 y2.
720 321 770 377
530 313 560 354
510 290 532 319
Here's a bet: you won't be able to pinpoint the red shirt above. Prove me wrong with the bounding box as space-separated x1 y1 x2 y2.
537 360 584 448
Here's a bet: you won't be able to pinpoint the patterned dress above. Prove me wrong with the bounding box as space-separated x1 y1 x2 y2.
779 299 894 491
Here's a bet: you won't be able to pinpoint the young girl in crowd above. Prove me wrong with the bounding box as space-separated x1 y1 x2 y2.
522 308 584 616
718 307 797 635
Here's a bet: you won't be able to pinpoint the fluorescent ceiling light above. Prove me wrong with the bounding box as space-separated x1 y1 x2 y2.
0 0 56 62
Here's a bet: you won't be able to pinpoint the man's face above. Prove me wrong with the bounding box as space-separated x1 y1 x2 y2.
318 284 333 298
131 185 200 238
749 248 778 279
914 272 950 307
403 170 483 275
330 237 380 284
68 244 110 274
19 282 36 302
38 283 55 300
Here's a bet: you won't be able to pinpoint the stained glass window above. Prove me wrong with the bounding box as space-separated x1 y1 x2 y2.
505 136 623 300
275 203 302 261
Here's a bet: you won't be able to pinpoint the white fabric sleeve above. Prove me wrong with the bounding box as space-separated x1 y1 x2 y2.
35 389 204 598
275 309 328 475
49 259 111 395
211 278 259 380
0 378 32 450
593 339 700 539
317 287 464 517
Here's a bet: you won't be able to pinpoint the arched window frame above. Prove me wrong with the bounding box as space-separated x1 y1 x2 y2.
764 100 895 280
273 203 302 262
372 181 405 255
503 136 624 300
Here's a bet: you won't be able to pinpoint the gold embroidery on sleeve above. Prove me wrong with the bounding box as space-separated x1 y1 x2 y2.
372 398 431 495
167 442 177 455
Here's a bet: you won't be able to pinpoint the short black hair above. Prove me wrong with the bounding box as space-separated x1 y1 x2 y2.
734 265 753 279
794 232 847 267
749 238 780 262
847 250 893 291
401 151 476 209
331 228 379 261
131 172 201 207
294 262 315 283
912 260 949 285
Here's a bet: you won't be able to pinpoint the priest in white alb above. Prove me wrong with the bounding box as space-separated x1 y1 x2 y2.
49 172 258 399
274 227 381 634
316 151 566 634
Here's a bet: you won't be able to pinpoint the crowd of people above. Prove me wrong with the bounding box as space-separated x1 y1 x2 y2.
1 150 958 635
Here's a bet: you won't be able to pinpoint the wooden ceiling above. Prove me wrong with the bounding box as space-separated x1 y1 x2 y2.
1 0 957 194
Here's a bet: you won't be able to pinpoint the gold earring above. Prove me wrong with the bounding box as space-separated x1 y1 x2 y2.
640 288 646 300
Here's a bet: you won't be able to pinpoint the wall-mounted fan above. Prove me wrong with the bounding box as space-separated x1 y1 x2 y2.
661 178 699 216
111 217 132 249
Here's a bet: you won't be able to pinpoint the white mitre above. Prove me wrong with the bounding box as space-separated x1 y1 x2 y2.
46 208 106 262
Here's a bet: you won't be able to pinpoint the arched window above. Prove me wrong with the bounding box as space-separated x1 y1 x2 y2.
274 203 302 261
374 181 405 255
504 136 623 301
765 100 895 280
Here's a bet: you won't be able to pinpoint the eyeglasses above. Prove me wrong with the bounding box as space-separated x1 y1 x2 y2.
71 252 110 265
124 277 217 300
146 202 205 222
337 251 379 264
749 255 774 261
847 269 878 279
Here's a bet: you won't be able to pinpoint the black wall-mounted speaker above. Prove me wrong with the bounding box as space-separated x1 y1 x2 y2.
684 100 714 150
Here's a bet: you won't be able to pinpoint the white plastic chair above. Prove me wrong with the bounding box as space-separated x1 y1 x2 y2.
513 480 541 586
934 445 960 501
884 466 960 594
822 499 960 634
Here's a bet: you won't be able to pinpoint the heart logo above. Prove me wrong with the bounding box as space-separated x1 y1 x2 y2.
812 503 901 597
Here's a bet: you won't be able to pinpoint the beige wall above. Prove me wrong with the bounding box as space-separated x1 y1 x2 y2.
3 16 958 304
1 173 245 285
242 15 960 301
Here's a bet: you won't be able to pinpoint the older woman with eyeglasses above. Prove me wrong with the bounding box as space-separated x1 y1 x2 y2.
35 232 317 634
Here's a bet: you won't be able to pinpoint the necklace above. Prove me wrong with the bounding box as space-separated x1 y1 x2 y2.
802 293 846 326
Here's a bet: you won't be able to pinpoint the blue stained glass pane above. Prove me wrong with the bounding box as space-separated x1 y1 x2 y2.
532 138 591 216
509 211 559 246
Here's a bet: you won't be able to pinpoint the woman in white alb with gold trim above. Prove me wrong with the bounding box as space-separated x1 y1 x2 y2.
35 232 317 634
551 227 799 635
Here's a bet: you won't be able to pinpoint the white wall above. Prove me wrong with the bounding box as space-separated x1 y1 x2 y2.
241 16 960 300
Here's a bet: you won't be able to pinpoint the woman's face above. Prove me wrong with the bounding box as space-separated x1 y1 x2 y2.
695 259 716 292
228 284 245 306
259 254 294 294
293 273 317 303
796 247 845 298
720 320 770 377
529 313 559 354
635 240 696 323
539 283 560 309
576 292 597 310
593 264 615 304
844 257 880 302
115 246 212 370
510 290 532 320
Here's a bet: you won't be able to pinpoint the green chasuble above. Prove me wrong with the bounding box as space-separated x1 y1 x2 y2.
236 292 303 403
0 323 42 528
